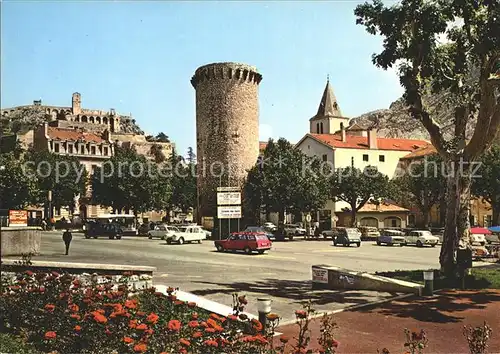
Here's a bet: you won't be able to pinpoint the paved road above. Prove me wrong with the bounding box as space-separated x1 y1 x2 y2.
5 231 441 322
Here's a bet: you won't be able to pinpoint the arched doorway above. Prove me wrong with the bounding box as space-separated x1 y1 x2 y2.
384 216 402 228
360 217 379 228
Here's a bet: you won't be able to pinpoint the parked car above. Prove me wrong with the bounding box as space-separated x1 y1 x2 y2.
359 226 380 240
404 230 439 247
201 228 212 239
321 228 339 239
263 222 277 232
333 228 361 247
148 225 180 240
244 226 274 240
377 229 405 246
486 233 500 244
282 224 306 240
84 222 123 240
430 227 444 243
138 223 151 236
166 225 206 245
214 232 272 254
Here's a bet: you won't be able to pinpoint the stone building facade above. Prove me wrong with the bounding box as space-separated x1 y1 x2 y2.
191 62 262 227
1 93 174 222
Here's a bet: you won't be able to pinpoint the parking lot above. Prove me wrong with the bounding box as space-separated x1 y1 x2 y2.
4 231 445 321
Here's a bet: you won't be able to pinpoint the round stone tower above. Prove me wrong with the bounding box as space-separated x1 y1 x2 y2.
191 62 262 227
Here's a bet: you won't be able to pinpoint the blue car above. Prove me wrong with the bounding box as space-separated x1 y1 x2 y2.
377 229 406 246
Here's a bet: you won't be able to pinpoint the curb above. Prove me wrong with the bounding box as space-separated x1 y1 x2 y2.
277 293 414 327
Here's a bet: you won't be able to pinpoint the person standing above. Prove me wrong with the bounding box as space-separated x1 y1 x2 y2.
62 228 73 255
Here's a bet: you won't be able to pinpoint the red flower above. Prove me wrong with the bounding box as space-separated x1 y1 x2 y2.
24 270 34 276
155 291 164 297
123 336 134 344
51 271 60 277
136 323 148 331
105 328 112 336
70 314 81 320
238 295 248 305
74 325 81 332
205 327 216 333
125 300 137 309
253 334 268 344
113 304 123 312
83 298 92 304
203 339 218 347
228 315 238 321
295 310 307 319
146 313 159 324
91 311 108 324
191 312 199 320
136 311 146 316
174 300 184 306
129 320 138 329
44 331 57 340
187 302 197 308
69 304 79 313
252 319 263 332
44 304 56 312
188 321 199 328
160 352 169 354
200 321 208 328
38 286 45 293
179 338 191 347
72 279 80 287
192 331 203 338
96 309 105 315
167 320 181 332
210 313 222 321
133 343 147 353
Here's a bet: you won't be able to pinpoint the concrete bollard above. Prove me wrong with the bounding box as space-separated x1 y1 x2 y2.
257 298 272 332
423 270 434 296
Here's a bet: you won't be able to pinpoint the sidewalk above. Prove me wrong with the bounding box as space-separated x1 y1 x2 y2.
275 289 500 353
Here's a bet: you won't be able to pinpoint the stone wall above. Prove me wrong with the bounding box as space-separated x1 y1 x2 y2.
1 227 41 256
191 62 262 220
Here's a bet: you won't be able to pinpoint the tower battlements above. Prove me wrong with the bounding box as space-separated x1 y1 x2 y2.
191 62 262 88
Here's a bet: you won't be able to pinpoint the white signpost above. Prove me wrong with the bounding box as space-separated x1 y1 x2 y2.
217 192 241 205
312 267 329 284
217 206 242 219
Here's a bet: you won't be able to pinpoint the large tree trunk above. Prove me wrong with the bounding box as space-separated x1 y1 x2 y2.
440 159 473 275
350 207 357 227
492 202 500 226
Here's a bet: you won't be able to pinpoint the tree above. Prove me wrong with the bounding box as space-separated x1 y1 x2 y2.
169 147 196 213
2 106 51 135
330 166 390 226
392 155 446 227
355 0 500 274
473 145 500 226
187 147 196 165
25 149 88 211
243 138 331 225
0 153 39 210
155 132 170 143
150 144 166 163
91 146 161 216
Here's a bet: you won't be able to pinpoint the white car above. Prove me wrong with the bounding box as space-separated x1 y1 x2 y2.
148 225 179 240
471 233 487 246
166 225 206 245
404 230 439 247
263 222 277 232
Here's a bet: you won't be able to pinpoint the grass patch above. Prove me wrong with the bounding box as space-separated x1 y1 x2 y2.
376 266 500 290
0 333 40 354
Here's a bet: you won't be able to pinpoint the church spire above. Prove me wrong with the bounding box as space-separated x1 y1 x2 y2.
315 78 342 118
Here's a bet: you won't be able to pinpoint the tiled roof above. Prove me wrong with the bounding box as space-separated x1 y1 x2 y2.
259 141 268 152
400 144 437 160
309 133 428 151
47 127 104 143
359 202 409 213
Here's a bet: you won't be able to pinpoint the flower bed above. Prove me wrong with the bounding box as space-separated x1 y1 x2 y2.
1 270 339 354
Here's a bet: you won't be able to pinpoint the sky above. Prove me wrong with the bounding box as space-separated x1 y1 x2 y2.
1 0 403 157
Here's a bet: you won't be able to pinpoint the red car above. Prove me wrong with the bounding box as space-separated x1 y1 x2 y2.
214 232 272 254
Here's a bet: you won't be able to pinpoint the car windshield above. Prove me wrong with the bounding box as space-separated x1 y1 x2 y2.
420 231 433 237
167 227 179 232
178 227 187 232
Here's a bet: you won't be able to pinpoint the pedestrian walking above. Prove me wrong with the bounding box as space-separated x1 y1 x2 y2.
41 219 47 231
62 228 73 255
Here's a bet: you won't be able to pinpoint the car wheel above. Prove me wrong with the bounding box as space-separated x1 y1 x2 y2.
258 250 265 254
93 236 98 239
333 241 337 246
288 235 293 241
431 243 436 247
388 243 393 247
416 240 423 247
178 237 185 245
376 240 381 246
166 239 172 245
399 243 404 247
480 242 485 246
244 247 252 254
148 234 152 239
85 235 90 239
356 242 361 247
116 236 122 240
109 235 114 240
216 244 224 252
